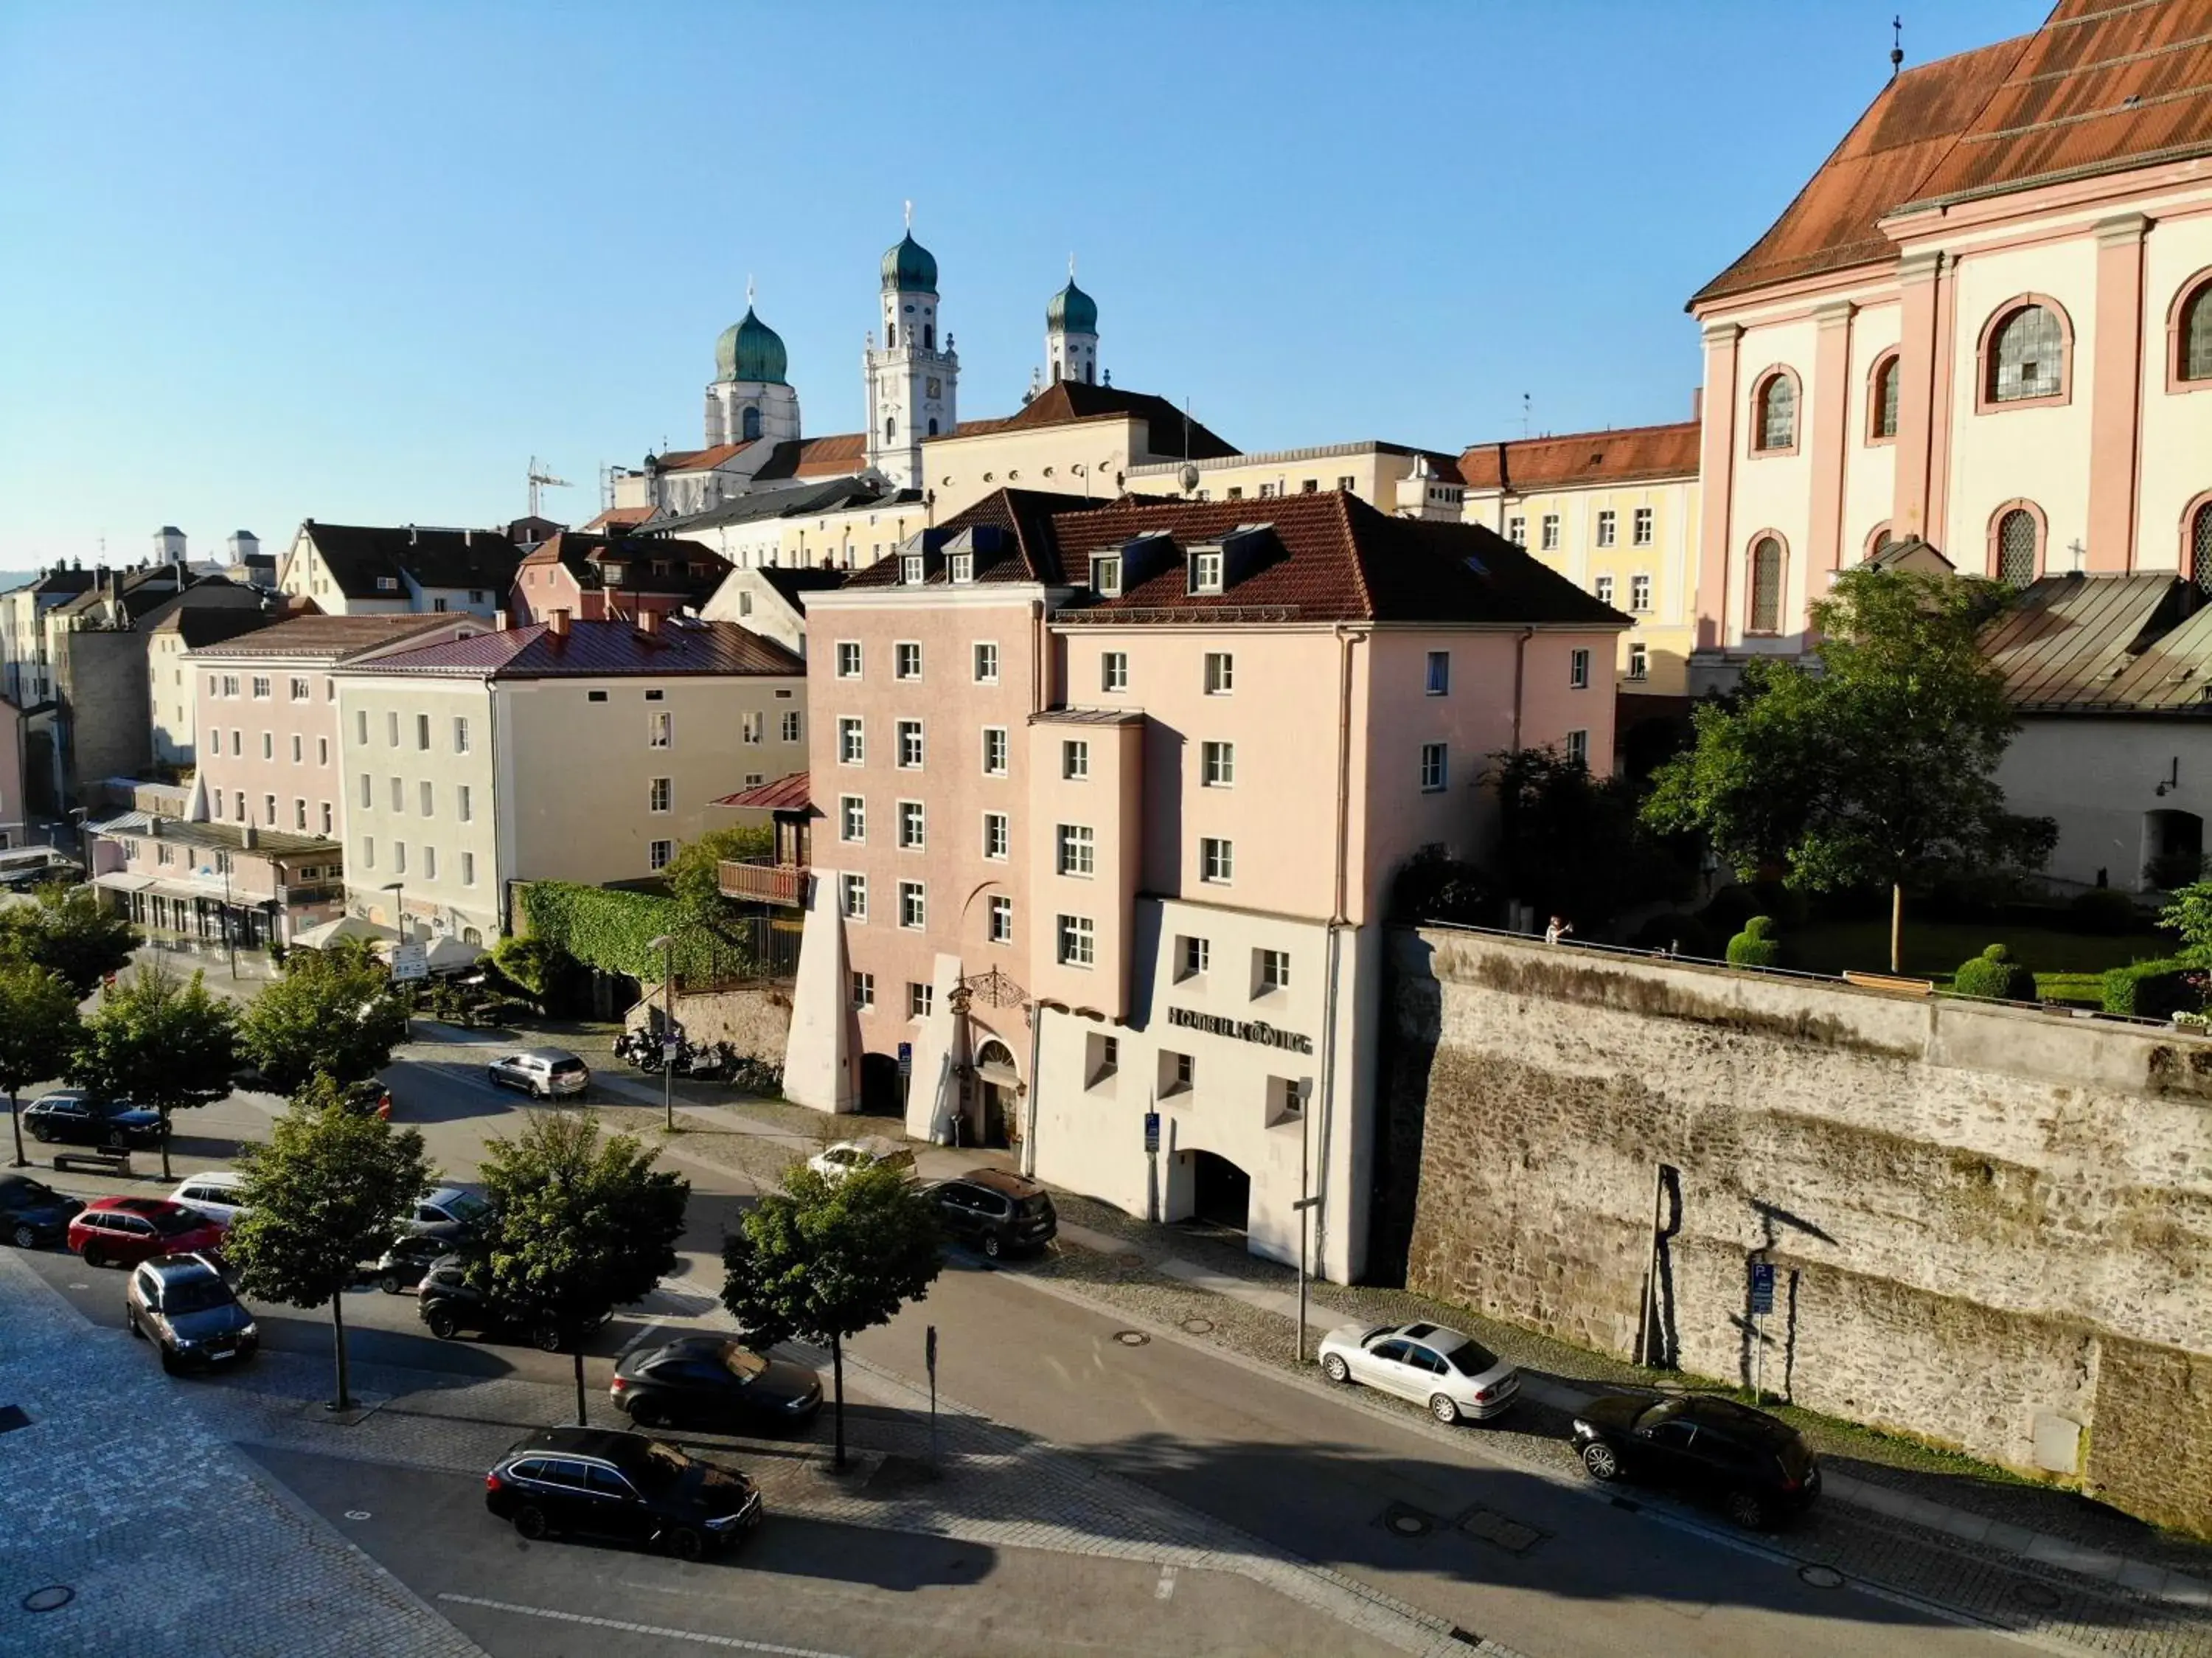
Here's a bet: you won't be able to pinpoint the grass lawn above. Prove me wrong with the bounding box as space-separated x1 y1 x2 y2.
1784 917 2173 996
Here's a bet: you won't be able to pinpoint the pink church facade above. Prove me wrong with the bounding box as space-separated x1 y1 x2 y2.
1688 1 2212 683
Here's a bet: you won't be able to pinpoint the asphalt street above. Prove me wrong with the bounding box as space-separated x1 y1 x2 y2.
6 1032 2085 1657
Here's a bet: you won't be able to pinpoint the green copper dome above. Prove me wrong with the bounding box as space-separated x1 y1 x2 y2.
1047 279 1097 335
714 307 787 385
881 231 939 294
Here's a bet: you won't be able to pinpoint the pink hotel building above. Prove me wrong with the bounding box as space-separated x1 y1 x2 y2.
761 488 1622 1280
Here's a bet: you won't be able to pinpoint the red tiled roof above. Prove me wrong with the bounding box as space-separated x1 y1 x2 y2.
584 506 658 531
712 771 811 811
353 617 803 678
1457 421 1701 493
522 531 728 598
945 382 1238 460
1697 2 2212 306
184 612 470 660
750 433 867 482
654 443 747 474
841 488 1079 588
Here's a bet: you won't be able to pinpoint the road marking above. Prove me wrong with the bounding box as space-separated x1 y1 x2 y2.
437 1593 860 1657
344 1510 372 1521
1155 1564 1177 1601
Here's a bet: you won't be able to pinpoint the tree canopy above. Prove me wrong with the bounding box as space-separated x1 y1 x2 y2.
1488 747 1697 927
0 882 139 994
227 1099 433 1409
237 937 409 1092
0 963 80 1166
720 1161 942 1466
71 963 237 1177
664 822 773 920
1644 566 2054 971
472 1111 690 1422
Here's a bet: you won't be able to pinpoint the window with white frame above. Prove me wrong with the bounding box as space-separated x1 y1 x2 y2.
294 799 307 830
982 726 1008 774
1540 514 1560 551
1201 740 1234 786
264 792 277 824
1091 553 1121 596
973 642 998 683
648 710 671 749
989 895 1012 944
851 971 874 1011
838 718 864 765
841 873 868 920
835 641 861 679
1102 651 1127 692
1200 837 1234 883
983 811 1009 860
1425 651 1450 695
897 800 925 850
317 736 329 766
1178 935 1210 979
291 734 302 764
261 732 274 760
1166 1051 1195 1094
894 642 922 680
1628 642 1649 680
1508 516 1527 546
1204 651 1234 694
901 554 925 586
1057 823 1094 876
780 710 801 743
908 981 933 1018
1189 550 1223 594
1566 729 1589 766
1596 510 1618 548
650 777 671 813
461 850 475 885
1630 572 1652 611
289 676 310 701
1062 739 1088 780
1569 648 1591 689
416 713 431 750
1594 575 1615 608
321 802 334 835
251 676 271 699
950 552 974 584
1632 507 1654 546
649 839 672 870
1057 914 1095 967
1420 742 1447 792
898 880 926 929
453 716 470 753
840 795 866 842
897 719 924 769
386 711 401 746
1257 948 1290 993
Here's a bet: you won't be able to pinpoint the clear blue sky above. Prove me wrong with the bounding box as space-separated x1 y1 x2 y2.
0 1 2047 568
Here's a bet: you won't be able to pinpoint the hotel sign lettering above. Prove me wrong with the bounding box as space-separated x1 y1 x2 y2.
1166 1007 1313 1054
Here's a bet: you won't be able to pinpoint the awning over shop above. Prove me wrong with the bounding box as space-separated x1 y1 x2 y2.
292 915 398 949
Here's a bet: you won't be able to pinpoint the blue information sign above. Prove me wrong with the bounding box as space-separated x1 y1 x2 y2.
1749 1260 1777 1316
1144 1111 1161 1154
897 1041 913 1076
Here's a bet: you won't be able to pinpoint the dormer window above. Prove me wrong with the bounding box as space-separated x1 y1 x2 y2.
375 576 399 592
950 552 974 584
1189 551 1223 595
1091 554 1122 597
902 554 925 586
602 563 625 584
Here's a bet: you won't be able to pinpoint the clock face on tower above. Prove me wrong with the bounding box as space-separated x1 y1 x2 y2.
925 376 942 399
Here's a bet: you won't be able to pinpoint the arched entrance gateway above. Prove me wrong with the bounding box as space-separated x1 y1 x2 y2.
973 1038 1020 1148
1188 1151 1251 1232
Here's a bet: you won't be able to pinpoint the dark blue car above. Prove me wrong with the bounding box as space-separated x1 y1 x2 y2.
0 1173 84 1248
23 1091 167 1150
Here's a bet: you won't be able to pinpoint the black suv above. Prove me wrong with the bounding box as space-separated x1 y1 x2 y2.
23 1091 167 1149
484 1426 762 1559
371 1232 457 1294
417 1253 608 1350
126 1252 259 1373
0 1173 83 1249
1571 1393 1820 1529
925 1168 1057 1258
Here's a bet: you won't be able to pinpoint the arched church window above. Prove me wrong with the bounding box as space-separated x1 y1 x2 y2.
924 324 934 350
1085 360 1095 385
1986 303 2065 403
2191 501 2212 593
927 418 939 437
886 322 896 348
885 416 897 441
1751 370 1796 453
2182 278 2212 384
741 406 762 442
1747 536 1784 633
1869 353 1900 440
1994 505 2042 587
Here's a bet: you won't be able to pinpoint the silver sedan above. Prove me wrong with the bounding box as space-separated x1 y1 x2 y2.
1316 1319 1521 1423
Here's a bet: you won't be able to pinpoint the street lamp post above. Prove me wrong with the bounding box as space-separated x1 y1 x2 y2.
647 934 676 1131
220 858 237 979
380 880 406 941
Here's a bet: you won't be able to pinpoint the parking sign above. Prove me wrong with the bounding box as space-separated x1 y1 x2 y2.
1749 1260 1776 1315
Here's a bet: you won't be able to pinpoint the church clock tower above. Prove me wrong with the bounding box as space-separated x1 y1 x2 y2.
864 208 956 490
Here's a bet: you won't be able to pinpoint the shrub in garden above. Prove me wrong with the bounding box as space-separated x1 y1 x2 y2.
1952 943 2037 1002
2101 958 2197 1019
2069 887 2141 936
1725 915 1781 968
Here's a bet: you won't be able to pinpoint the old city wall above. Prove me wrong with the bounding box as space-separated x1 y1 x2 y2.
1387 927 2212 1534
625 982 792 1061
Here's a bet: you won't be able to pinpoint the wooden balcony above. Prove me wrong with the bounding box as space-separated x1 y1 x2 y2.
720 858 810 908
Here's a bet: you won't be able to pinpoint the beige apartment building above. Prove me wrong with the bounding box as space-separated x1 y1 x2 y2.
276 521 522 619
333 613 804 942
1128 440 1467 521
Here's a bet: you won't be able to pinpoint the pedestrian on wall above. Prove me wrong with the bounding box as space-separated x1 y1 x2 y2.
1544 916 1573 946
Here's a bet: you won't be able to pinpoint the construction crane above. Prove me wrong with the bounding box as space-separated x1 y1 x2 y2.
526 457 573 520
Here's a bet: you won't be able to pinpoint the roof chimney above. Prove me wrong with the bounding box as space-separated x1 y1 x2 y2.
548 608 571 638
639 607 661 637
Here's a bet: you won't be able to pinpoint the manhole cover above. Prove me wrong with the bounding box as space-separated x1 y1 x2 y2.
1459 1507 1545 1555
1378 1503 1435 1538
1180 1317 1215 1335
21 1586 73 1614
1114 1331 1150 1347
1798 1564 1845 1589
344 1510 372 1521
2014 1581 2065 1611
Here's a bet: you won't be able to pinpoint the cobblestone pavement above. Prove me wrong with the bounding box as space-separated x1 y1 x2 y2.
0 1249 486 1658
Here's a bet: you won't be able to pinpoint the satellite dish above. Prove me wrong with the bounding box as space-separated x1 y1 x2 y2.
1180 463 1201 496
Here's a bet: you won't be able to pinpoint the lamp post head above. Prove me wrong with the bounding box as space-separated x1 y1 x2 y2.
646 934 675 952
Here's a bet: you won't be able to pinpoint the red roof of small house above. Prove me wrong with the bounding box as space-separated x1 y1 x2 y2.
355 616 802 678
711 771 812 811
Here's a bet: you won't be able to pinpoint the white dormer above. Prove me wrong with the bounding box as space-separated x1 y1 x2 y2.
902 553 925 586
1091 552 1122 597
1189 550 1223 595
950 552 974 585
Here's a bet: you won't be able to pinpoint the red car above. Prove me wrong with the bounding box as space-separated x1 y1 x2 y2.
68 1196 227 1270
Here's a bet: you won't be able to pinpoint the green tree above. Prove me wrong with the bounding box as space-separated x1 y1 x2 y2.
226 1100 433 1410
71 963 238 1179
1489 747 1696 927
237 937 408 1093
720 1162 943 1469
473 1111 690 1424
664 822 773 920
0 882 139 995
1645 566 2055 973
0 964 80 1168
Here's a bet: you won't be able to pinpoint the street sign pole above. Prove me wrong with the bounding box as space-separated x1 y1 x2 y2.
1749 1259 1777 1404
925 1324 939 1471
1144 1105 1161 1225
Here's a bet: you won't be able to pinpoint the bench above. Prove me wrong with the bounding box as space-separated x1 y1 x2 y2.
53 1148 133 1177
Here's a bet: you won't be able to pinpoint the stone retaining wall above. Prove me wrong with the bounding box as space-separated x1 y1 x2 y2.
1388 926 2212 1534
625 982 792 1058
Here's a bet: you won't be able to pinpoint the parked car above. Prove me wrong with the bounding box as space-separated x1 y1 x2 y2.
167 1171 249 1228
484 1426 762 1558
0 1173 84 1249
923 1168 1057 1258
807 1136 917 1184
611 1334 823 1432
23 1090 167 1150
125 1252 258 1372
372 1231 459 1294
1317 1320 1522 1424
341 1080 394 1120
404 1185 493 1235
487 1047 590 1099
68 1196 228 1269
417 1253 607 1349
1570 1392 1821 1529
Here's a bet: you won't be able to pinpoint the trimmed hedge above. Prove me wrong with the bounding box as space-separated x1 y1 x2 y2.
2100 957 2197 1019
2070 887 2142 936
514 881 737 984
1953 943 2037 1002
1726 915 1781 968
